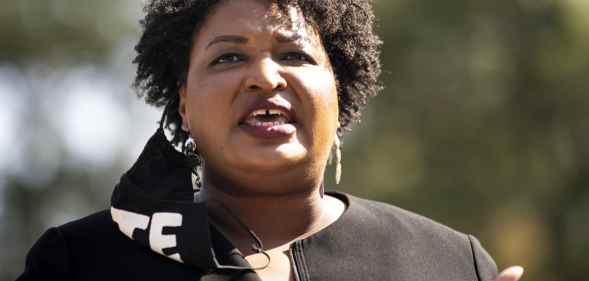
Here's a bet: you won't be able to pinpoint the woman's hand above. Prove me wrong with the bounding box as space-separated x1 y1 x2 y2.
496 266 524 281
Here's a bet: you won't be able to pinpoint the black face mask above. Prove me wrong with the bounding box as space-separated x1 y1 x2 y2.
110 128 214 268
110 128 268 277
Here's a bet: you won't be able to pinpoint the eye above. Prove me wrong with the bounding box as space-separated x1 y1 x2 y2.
210 53 246 66
279 52 316 65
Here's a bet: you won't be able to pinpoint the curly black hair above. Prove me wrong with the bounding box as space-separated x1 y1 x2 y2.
133 0 382 148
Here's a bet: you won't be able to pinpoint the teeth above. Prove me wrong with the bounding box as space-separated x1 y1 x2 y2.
267 109 283 116
243 107 293 128
245 119 287 127
251 109 267 117
249 108 286 118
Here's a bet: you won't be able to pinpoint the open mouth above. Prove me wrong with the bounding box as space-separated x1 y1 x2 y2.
239 101 297 138
242 109 292 127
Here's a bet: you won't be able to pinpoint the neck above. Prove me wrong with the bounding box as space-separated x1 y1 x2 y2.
201 181 334 254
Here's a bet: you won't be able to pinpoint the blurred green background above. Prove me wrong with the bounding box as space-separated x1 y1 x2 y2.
1 0 588 280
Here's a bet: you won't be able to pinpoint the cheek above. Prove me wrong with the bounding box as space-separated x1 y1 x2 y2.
184 73 241 155
185 70 241 118
290 68 339 156
297 69 339 126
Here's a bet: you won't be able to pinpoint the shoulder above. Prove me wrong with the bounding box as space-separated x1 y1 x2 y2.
344 193 466 240
57 209 120 243
28 209 127 254
19 210 205 280
338 193 498 281
18 226 73 280
54 209 150 263
18 210 140 281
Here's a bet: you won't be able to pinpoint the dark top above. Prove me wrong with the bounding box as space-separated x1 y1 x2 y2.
17 129 498 281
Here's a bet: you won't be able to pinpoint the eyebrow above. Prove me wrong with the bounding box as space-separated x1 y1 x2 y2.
205 33 308 49
206 35 248 49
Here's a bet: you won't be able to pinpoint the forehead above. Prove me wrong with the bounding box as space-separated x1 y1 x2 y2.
196 0 318 45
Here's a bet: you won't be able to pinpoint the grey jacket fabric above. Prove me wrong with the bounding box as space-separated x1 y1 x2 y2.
18 129 498 281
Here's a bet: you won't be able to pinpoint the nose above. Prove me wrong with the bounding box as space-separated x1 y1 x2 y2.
244 56 287 92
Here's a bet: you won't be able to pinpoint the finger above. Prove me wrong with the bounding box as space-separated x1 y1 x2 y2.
495 266 524 281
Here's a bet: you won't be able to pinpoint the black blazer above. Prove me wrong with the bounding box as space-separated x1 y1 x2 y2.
18 131 498 280
17 192 498 281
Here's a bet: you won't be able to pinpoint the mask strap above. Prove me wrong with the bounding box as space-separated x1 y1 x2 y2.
159 104 168 130
209 200 271 271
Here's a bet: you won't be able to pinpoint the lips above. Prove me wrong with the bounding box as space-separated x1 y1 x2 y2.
243 108 291 127
238 99 297 138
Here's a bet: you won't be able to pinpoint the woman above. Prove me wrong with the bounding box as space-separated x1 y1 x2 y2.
18 0 523 280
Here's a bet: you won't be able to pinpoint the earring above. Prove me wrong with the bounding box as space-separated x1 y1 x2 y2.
184 136 203 189
326 132 342 188
333 135 342 185
184 137 199 159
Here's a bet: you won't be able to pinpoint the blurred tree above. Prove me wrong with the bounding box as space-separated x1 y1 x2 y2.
0 0 139 65
341 1 589 280
0 0 146 279
1 0 588 280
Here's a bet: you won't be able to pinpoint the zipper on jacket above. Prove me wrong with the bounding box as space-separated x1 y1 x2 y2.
289 240 309 281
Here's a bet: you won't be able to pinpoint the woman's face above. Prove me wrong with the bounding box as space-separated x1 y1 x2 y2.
179 0 339 194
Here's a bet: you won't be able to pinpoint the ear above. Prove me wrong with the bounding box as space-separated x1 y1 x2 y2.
178 86 189 132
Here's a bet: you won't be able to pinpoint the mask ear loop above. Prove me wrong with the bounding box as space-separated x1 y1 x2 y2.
159 104 168 130
208 200 271 271
212 236 271 271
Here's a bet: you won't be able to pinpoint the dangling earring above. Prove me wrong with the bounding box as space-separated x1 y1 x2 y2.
326 131 342 194
184 136 198 158
184 136 203 190
333 134 342 185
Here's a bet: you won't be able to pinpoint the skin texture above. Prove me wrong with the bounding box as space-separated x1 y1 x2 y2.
496 266 525 281
134 0 382 149
179 0 338 197
179 1 345 280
